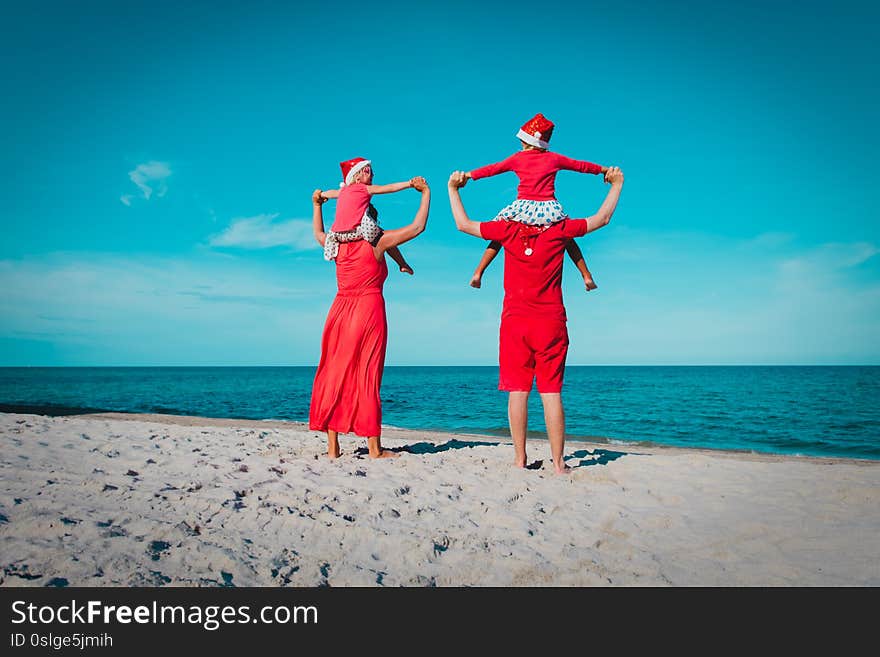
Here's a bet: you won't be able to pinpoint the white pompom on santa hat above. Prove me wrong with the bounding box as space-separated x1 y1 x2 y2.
339 157 372 187
516 113 555 149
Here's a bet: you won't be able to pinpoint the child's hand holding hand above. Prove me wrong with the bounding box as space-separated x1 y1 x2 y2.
312 189 327 205
411 176 428 192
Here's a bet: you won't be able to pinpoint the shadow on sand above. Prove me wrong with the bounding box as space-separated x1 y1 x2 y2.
354 439 501 457
564 448 629 469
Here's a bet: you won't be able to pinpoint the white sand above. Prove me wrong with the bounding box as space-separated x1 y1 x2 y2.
1 411 878 586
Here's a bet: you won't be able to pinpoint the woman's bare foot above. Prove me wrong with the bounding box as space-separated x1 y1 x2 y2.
369 449 400 459
400 265 414 275
367 437 400 459
470 275 482 289
328 432 341 459
584 277 598 292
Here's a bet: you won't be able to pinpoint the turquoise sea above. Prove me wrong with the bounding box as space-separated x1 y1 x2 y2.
0 366 878 460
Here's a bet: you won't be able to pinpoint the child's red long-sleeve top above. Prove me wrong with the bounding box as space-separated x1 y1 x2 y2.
469 150 603 201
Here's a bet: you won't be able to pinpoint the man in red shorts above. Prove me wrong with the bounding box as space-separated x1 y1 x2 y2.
447 167 624 474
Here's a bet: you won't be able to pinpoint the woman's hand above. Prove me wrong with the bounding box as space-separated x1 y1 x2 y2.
411 176 428 192
448 171 468 189
312 189 327 205
603 167 624 186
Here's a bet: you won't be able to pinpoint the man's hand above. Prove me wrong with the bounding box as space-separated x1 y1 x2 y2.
312 189 327 205
604 166 624 185
448 171 468 189
411 176 428 192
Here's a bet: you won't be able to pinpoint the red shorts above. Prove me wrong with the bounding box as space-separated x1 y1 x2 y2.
498 316 569 393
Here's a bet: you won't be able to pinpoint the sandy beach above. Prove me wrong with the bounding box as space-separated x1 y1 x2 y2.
0 411 878 587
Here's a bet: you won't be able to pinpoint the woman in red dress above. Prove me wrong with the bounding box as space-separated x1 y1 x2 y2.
309 177 430 459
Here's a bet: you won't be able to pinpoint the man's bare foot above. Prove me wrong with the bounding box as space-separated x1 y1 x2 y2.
470 275 482 289
369 449 400 459
400 265 414 275
584 277 598 292
554 464 573 475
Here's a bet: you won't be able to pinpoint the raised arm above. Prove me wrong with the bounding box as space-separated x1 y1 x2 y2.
447 171 483 238
319 188 340 200
554 153 607 175
366 178 417 195
467 155 515 181
374 177 431 252
582 167 624 234
312 189 327 246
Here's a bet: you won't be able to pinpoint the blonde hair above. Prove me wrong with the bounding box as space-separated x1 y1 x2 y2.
520 140 547 152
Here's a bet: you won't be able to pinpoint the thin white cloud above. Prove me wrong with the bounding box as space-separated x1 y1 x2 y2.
780 241 878 275
209 214 315 250
122 161 171 205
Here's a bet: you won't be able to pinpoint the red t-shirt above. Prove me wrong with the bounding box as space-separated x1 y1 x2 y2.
331 183 372 232
469 150 602 201
480 219 589 321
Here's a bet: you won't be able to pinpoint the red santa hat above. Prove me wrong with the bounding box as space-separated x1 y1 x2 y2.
516 113 554 149
339 157 372 186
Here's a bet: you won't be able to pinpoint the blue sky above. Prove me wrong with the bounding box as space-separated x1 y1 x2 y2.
1 0 878 365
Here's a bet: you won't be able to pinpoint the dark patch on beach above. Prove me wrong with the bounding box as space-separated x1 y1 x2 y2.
237 464 249 472
103 526 127 538
395 485 410 496
0 513 8 524
526 460 543 470
126 469 139 477
268 465 286 476
96 519 113 527
343 514 355 522
148 541 171 561
45 479 56 485
45 577 69 588
146 458 156 464
13 498 23 505
564 448 628 468
220 571 235 587
102 484 118 492
4 565 42 581
177 521 200 536
60 517 80 525
432 536 450 556
400 439 500 455
150 571 171 585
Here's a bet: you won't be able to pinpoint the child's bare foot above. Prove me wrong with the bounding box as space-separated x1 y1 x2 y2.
470 275 482 289
584 277 598 292
400 265 414 275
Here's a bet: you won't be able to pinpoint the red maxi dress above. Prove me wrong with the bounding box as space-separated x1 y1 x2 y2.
309 239 388 437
